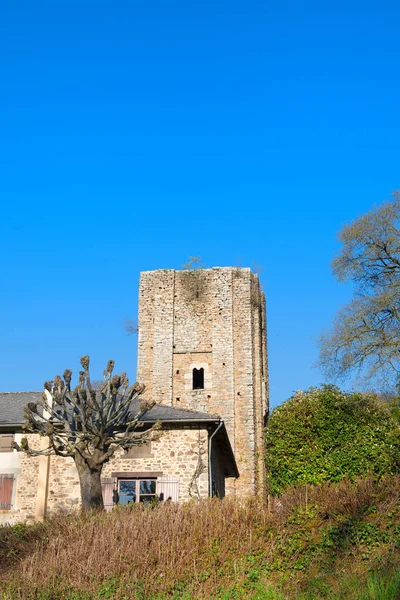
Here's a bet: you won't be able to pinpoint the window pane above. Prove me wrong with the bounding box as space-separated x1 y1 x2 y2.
140 495 155 504
140 480 156 495
119 480 136 504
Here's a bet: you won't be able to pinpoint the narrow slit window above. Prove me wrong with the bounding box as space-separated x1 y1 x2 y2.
193 368 204 390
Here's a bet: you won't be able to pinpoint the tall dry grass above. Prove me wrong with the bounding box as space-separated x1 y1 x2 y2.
1 475 399 599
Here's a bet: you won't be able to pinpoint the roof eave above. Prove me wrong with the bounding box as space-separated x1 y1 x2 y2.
0 423 24 432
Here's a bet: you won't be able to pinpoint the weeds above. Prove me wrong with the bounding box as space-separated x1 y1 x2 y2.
0 476 399 599
358 570 400 600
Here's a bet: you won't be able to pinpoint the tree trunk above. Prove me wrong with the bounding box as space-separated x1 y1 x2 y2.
74 452 104 510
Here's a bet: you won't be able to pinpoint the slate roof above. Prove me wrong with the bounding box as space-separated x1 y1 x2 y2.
0 392 219 426
0 392 43 425
129 399 220 423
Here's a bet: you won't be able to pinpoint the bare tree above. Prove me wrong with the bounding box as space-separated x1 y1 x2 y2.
122 318 138 336
319 192 400 387
15 356 160 510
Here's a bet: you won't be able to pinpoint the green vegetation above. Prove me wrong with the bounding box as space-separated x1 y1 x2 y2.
1 476 399 599
265 385 400 495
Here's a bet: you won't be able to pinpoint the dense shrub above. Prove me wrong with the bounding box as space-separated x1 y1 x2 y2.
265 385 400 494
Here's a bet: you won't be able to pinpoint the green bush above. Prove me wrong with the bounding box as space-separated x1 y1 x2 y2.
265 385 400 494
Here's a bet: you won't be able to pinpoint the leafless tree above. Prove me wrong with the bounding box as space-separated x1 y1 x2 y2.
15 356 160 510
122 318 138 335
319 192 400 388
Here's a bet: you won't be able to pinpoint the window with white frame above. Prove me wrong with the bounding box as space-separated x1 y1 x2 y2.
101 475 180 509
118 478 157 504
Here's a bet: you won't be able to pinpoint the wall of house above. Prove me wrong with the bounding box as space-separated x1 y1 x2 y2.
13 434 41 523
137 267 269 496
102 428 209 502
0 433 23 524
4 428 212 522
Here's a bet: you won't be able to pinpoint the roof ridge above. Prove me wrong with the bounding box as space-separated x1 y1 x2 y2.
0 391 41 394
145 402 219 419
164 405 218 416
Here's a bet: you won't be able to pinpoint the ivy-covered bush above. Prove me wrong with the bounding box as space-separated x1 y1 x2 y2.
265 385 400 494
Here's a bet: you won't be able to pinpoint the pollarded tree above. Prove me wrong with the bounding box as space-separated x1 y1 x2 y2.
15 356 160 510
319 192 400 387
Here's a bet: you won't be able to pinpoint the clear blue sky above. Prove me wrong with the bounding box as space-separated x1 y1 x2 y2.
1 0 399 408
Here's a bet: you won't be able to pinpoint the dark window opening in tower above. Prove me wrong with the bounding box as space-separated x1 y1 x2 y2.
193 368 204 390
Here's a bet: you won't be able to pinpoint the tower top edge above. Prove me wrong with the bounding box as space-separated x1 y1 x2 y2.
140 266 255 275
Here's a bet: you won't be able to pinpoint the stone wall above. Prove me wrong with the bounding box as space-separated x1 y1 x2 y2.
137 267 269 496
47 454 81 514
102 427 209 502
14 434 41 522
8 428 212 522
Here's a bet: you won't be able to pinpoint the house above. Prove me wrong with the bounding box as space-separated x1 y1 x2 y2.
0 393 238 523
0 267 268 523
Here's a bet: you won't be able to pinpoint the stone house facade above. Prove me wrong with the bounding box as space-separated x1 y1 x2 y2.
0 395 237 524
0 267 268 523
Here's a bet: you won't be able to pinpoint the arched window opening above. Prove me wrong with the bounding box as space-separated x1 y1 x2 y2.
193 368 204 390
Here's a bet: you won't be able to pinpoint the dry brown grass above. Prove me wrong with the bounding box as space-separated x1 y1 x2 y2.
1 475 399 599
2 498 276 595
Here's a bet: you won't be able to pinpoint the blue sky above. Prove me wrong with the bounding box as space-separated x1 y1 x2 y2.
1 0 399 408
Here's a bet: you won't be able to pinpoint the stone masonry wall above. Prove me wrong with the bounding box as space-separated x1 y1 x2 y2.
173 270 213 352
102 428 209 502
13 428 210 520
137 271 156 404
47 453 81 514
254 286 269 495
231 269 256 494
17 429 208 520
136 267 269 497
13 434 41 522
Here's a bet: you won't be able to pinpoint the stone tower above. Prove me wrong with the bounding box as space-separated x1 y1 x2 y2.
136 267 269 495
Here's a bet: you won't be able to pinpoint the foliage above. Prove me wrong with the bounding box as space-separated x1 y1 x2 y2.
357 570 400 600
319 192 400 386
15 356 160 509
181 255 204 270
1 476 399 599
180 256 208 302
265 385 400 495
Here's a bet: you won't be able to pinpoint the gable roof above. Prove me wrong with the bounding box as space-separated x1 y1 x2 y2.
130 400 220 423
0 392 218 427
0 392 239 478
0 392 43 426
